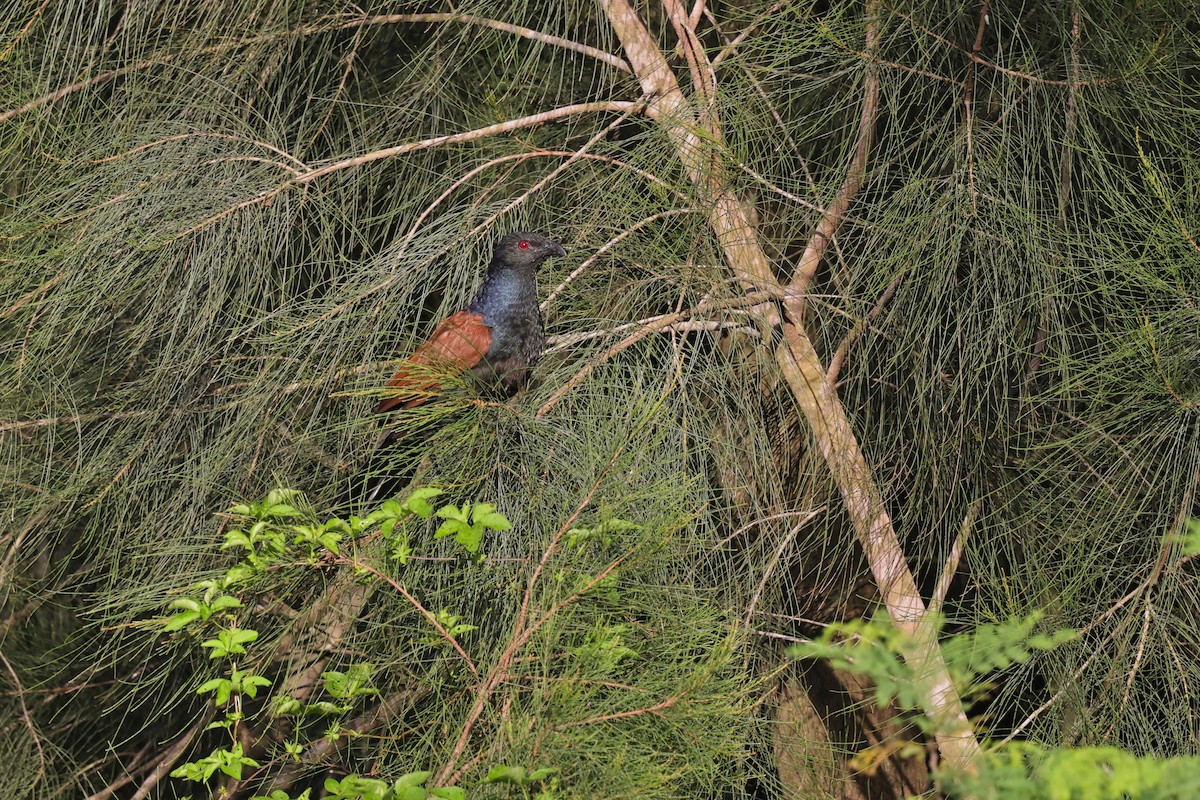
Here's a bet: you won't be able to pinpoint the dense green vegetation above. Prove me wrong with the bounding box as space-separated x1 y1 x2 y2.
2 1 1198 797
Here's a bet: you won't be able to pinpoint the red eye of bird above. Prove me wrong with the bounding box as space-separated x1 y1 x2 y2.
519 240 529 249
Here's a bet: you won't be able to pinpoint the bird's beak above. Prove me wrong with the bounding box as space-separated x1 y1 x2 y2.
549 241 567 258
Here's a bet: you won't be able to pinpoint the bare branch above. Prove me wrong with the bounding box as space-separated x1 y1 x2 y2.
171 101 642 241
784 5 881 307
353 13 631 74
599 0 982 773
1 13 628 126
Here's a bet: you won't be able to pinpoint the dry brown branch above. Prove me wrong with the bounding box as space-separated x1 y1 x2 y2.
784 8 880 307
828 268 905 384
0 13 629 126
345 13 631 74
963 0 992 214
263 688 428 796
546 317 759 352
171 101 641 241
128 713 214 800
435 445 631 785
889 6 1123 88
0 0 52 60
89 131 307 168
598 0 983 773
930 500 980 616
0 650 44 787
349 560 479 677
537 290 777 416
1 271 66 320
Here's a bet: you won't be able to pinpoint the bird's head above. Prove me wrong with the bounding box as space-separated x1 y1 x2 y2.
491 231 568 272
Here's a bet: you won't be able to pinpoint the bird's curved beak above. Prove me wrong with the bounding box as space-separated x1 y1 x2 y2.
549 241 567 258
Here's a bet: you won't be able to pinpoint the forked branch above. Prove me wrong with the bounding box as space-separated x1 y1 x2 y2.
598 0 982 775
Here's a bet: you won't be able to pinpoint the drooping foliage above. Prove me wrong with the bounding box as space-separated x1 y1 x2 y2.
1 0 1198 797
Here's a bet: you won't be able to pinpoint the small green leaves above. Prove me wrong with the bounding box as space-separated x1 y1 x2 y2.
251 791 311 800
403 487 444 520
322 662 378 701
392 770 434 800
222 521 287 567
1177 518 1200 555
431 609 478 639
159 487 562 798
290 519 344 558
170 743 260 782
163 593 242 632
324 774 393 800
319 771 463 800
789 611 1077 730
200 626 258 659
435 502 511 555
197 668 271 705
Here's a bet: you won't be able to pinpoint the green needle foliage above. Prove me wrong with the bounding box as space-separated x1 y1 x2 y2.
1 0 1199 798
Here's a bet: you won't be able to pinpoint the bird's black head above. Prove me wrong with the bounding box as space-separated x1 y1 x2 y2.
490 231 567 272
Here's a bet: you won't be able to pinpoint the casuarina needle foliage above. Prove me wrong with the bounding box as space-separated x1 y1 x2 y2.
2 1 1199 798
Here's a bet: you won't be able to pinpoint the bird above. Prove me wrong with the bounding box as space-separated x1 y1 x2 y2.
376 231 567 412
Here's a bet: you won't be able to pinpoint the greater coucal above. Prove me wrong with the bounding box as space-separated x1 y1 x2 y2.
376 231 567 412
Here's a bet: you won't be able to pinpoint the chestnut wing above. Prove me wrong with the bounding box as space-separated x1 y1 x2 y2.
376 311 493 413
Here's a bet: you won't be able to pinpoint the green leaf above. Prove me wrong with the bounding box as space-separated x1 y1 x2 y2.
393 770 432 800
163 610 202 632
404 487 443 519
197 677 233 705
483 765 528 785
201 626 259 659
210 595 243 612
430 788 465 800
471 503 511 531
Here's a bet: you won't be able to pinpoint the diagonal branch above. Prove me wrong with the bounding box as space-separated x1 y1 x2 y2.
598 0 982 775
170 101 641 241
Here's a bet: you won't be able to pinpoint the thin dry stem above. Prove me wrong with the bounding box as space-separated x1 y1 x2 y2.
171 101 640 241
0 13 629 126
434 445 629 784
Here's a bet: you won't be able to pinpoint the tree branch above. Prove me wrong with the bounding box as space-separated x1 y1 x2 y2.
598 0 983 774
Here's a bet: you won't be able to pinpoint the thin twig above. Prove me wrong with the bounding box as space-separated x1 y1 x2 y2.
828 268 905 384
888 6 1128 88
963 0 991 214
350 561 479 677
0 13 629 126
784 2 880 307
170 101 641 241
542 209 699 310
743 511 824 628
997 626 1119 746
546 318 758 353
537 291 778 416
0 650 44 788
0 0 53 61
929 500 980 617
347 12 631 74
435 444 631 785
128 713 213 800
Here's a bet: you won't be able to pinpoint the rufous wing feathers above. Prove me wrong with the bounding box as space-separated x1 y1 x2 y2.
376 311 492 413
